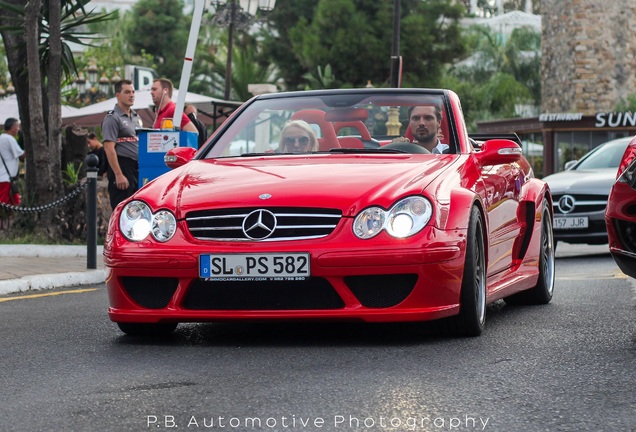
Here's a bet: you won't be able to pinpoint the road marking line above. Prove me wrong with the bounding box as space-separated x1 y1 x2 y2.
557 269 628 281
0 288 97 302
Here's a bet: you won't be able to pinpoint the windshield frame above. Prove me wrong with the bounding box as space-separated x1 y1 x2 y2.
198 89 456 159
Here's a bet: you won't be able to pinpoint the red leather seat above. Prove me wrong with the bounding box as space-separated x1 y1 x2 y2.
290 110 340 151
334 121 371 149
334 121 372 140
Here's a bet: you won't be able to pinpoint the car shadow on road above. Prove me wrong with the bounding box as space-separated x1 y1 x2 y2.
113 300 540 347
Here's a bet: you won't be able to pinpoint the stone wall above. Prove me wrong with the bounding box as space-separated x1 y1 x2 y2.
541 0 636 113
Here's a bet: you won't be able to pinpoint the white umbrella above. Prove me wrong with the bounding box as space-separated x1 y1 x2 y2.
0 94 79 125
62 89 237 128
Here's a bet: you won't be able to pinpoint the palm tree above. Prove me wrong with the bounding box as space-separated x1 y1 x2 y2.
444 24 541 130
0 0 116 239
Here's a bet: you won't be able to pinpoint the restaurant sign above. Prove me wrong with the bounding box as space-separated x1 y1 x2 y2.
539 113 583 121
595 112 636 128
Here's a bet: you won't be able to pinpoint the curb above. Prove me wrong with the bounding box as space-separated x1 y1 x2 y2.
0 245 104 257
0 270 107 296
0 245 106 295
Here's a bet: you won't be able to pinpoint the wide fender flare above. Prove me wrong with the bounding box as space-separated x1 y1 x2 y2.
521 178 553 218
438 187 485 232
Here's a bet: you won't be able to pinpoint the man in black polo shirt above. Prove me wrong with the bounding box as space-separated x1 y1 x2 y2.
102 79 142 210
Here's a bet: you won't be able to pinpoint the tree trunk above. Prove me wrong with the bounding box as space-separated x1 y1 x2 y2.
48 0 62 175
48 0 64 237
26 0 62 238
1 0 65 239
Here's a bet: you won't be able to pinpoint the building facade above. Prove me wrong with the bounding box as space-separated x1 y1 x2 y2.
479 0 636 177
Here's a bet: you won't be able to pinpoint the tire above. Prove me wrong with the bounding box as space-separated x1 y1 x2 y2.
117 322 178 337
448 207 487 337
505 198 555 305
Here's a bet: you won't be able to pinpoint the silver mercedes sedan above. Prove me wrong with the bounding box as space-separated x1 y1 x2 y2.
544 136 632 246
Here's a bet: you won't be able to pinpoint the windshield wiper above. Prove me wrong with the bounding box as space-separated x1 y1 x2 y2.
238 152 280 157
327 148 407 154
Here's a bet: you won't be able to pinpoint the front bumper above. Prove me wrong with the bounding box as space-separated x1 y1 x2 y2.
606 182 636 279
105 228 466 324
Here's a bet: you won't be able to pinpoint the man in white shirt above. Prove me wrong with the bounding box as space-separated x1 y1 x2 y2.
392 105 449 154
0 117 25 205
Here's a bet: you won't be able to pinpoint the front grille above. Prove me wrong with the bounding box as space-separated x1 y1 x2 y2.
182 278 345 310
186 207 342 241
552 194 607 214
121 277 179 309
345 274 417 308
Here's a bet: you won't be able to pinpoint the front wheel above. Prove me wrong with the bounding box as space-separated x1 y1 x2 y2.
117 322 178 337
448 207 486 337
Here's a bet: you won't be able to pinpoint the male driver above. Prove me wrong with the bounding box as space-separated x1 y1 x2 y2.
102 79 142 210
150 78 198 134
393 105 449 154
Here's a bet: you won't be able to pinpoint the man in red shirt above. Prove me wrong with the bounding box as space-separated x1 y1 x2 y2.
150 78 199 134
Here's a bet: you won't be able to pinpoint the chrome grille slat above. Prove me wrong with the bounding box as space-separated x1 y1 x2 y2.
188 214 249 221
553 201 606 206
189 226 244 231
186 207 342 241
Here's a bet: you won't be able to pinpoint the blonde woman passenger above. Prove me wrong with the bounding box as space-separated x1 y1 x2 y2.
278 120 318 153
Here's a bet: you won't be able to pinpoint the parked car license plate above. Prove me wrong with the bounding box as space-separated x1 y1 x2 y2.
199 253 310 280
553 216 589 229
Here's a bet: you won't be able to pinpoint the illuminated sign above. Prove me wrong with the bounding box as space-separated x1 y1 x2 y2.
595 112 636 128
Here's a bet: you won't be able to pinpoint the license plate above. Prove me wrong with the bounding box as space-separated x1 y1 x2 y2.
199 253 310 281
553 216 589 229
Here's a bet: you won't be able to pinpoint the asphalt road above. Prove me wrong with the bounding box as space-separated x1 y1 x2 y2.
0 244 634 432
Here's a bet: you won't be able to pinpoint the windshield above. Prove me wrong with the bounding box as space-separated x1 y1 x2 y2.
575 139 631 170
203 92 454 158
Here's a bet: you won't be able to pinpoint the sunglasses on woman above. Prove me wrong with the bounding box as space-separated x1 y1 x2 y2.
283 136 310 148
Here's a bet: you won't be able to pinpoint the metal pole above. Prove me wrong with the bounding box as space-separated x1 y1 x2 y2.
85 154 99 270
224 0 236 101
173 0 205 129
390 0 401 88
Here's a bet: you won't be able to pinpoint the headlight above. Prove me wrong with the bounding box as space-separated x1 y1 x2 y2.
120 201 177 242
151 210 177 242
386 196 432 238
353 196 432 239
353 207 385 239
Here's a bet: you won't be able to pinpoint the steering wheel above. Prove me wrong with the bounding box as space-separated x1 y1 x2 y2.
381 142 431 154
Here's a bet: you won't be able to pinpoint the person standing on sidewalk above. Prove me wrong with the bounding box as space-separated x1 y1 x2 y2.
0 118 25 206
86 132 108 177
102 79 142 210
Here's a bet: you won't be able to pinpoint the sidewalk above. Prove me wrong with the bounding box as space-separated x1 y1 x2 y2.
0 245 106 295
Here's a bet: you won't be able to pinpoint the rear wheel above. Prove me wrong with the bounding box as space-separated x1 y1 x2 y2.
117 322 178 337
448 207 486 337
505 198 555 305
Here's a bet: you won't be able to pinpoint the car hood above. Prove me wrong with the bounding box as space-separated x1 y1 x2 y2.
543 168 617 195
134 154 457 218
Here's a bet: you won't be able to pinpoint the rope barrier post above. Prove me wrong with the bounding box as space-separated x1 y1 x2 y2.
85 154 99 270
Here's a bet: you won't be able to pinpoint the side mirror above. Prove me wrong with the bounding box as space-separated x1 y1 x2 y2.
475 139 523 166
564 160 578 170
164 147 196 169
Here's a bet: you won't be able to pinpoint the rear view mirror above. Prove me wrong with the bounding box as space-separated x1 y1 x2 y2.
164 147 197 169
475 139 522 166
564 160 578 170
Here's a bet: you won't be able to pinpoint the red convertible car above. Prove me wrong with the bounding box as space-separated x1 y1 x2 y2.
104 89 555 337
605 136 636 279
